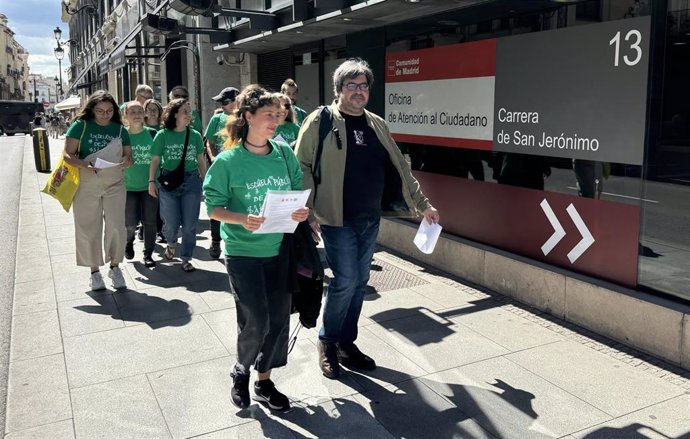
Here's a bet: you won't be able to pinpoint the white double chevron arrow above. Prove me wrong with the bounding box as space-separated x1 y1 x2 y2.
540 199 595 263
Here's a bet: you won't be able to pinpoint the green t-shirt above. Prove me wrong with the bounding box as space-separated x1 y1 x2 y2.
203 141 303 257
151 128 205 172
273 122 300 147
204 112 228 154
124 128 157 192
65 119 132 159
191 110 203 134
294 106 308 125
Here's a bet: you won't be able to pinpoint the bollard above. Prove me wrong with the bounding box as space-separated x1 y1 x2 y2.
32 128 51 172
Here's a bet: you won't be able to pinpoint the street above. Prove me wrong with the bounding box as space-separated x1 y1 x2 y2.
0 134 24 435
1 135 689 438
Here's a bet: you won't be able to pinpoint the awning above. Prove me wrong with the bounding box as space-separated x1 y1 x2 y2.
55 95 81 111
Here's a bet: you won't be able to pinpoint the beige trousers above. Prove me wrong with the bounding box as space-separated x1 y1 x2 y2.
72 167 126 267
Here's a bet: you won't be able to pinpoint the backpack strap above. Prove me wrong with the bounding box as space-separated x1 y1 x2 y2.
313 105 341 186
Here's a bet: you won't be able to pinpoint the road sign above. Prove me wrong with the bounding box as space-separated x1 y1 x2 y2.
43 101 49 109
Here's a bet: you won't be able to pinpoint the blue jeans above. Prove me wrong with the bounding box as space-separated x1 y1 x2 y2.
319 217 380 345
158 171 201 261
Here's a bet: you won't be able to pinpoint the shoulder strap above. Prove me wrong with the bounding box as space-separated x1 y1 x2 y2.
77 119 87 154
173 128 190 172
313 105 340 186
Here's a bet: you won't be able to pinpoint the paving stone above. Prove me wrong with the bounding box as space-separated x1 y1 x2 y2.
353 378 496 439
192 419 297 439
147 356 260 439
64 315 229 388
445 305 564 352
14 259 52 284
280 395 396 439
367 312 508 373
58 293 125 337
71 374 171 439
421 357 611 438
12 279 56 315
5 354 71 433
3 419 74 439
360 287 446 323
410 282 488 308
10 309 62 361
507 341 685 417
570 394 690 439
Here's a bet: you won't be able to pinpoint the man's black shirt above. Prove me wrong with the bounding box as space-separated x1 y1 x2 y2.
342 112 387 220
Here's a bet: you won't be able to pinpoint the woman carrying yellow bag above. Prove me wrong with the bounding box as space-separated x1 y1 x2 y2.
62 90 133 291
41 156 81 212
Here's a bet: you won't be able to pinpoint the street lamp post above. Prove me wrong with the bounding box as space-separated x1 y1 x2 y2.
54 27 65 98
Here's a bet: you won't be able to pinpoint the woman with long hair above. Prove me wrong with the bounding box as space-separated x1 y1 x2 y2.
168 86 203 134
203 85 309 412
123 101 158 267
148 98 206 272
272 92 300 148
62 90 132 290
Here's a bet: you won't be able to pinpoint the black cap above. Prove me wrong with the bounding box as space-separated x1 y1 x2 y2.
212 87 240 102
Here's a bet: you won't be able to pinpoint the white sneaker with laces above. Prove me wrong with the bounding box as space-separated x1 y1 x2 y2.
108 267 127 290
90 271 106 291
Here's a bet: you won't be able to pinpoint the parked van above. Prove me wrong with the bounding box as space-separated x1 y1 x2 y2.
0 101 44 135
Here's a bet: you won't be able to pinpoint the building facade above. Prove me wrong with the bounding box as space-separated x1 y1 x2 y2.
0 14 30 101
66 0 690 367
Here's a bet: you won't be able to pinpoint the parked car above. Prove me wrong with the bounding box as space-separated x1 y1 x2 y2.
0 101 44 135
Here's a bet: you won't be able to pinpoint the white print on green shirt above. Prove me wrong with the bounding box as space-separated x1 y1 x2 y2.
85 133 115 155
243 174 291 215
131 143 152 165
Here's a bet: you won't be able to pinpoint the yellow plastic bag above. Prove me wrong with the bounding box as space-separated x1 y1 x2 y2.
41 157 80 212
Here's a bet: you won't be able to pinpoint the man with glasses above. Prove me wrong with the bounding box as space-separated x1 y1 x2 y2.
168 85 203 134
295 58 440 379
120 84 154 113
204 86 239 259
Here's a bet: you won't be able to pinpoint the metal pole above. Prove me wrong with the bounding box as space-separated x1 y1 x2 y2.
33 76 38 103
58 58 63 97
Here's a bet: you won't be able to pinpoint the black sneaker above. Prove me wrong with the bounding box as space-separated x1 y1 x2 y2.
230 373 250 409
157 233 167 244
143 252 156 268
209 240 222 259
337 343 376 371
125 241 134 260
253 379 290 412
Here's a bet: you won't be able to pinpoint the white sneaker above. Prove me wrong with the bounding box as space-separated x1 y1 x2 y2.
108 267 127 290
90 271 106 291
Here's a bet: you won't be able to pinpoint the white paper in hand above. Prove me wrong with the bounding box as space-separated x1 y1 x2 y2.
94 158 121 169
413 220 442 254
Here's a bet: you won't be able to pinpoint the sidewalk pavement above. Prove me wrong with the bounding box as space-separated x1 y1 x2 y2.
5 137 690 439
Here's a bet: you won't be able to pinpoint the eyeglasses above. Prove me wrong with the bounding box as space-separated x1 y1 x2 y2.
94 109 114 115
344 82 370 92
221 99 233 106
137 93 153 99
173 94 189 99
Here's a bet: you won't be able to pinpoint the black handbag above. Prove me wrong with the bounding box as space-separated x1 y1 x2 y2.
157 127 190 191
277 143 324 328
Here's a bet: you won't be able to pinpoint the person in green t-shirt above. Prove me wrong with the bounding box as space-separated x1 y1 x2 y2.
281 78 308 125
148 98 207 272
168 85 203 133
203 85 309 412
123 101 158 267
205 86 240 259
273 93 301 149
62 90 133 292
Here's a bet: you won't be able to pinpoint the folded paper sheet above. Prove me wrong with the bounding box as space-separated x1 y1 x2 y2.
413 220 442 254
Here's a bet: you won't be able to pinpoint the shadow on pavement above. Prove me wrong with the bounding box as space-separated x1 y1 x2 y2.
73 289 192 329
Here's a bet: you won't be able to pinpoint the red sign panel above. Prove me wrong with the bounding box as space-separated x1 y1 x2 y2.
414 172 640 287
